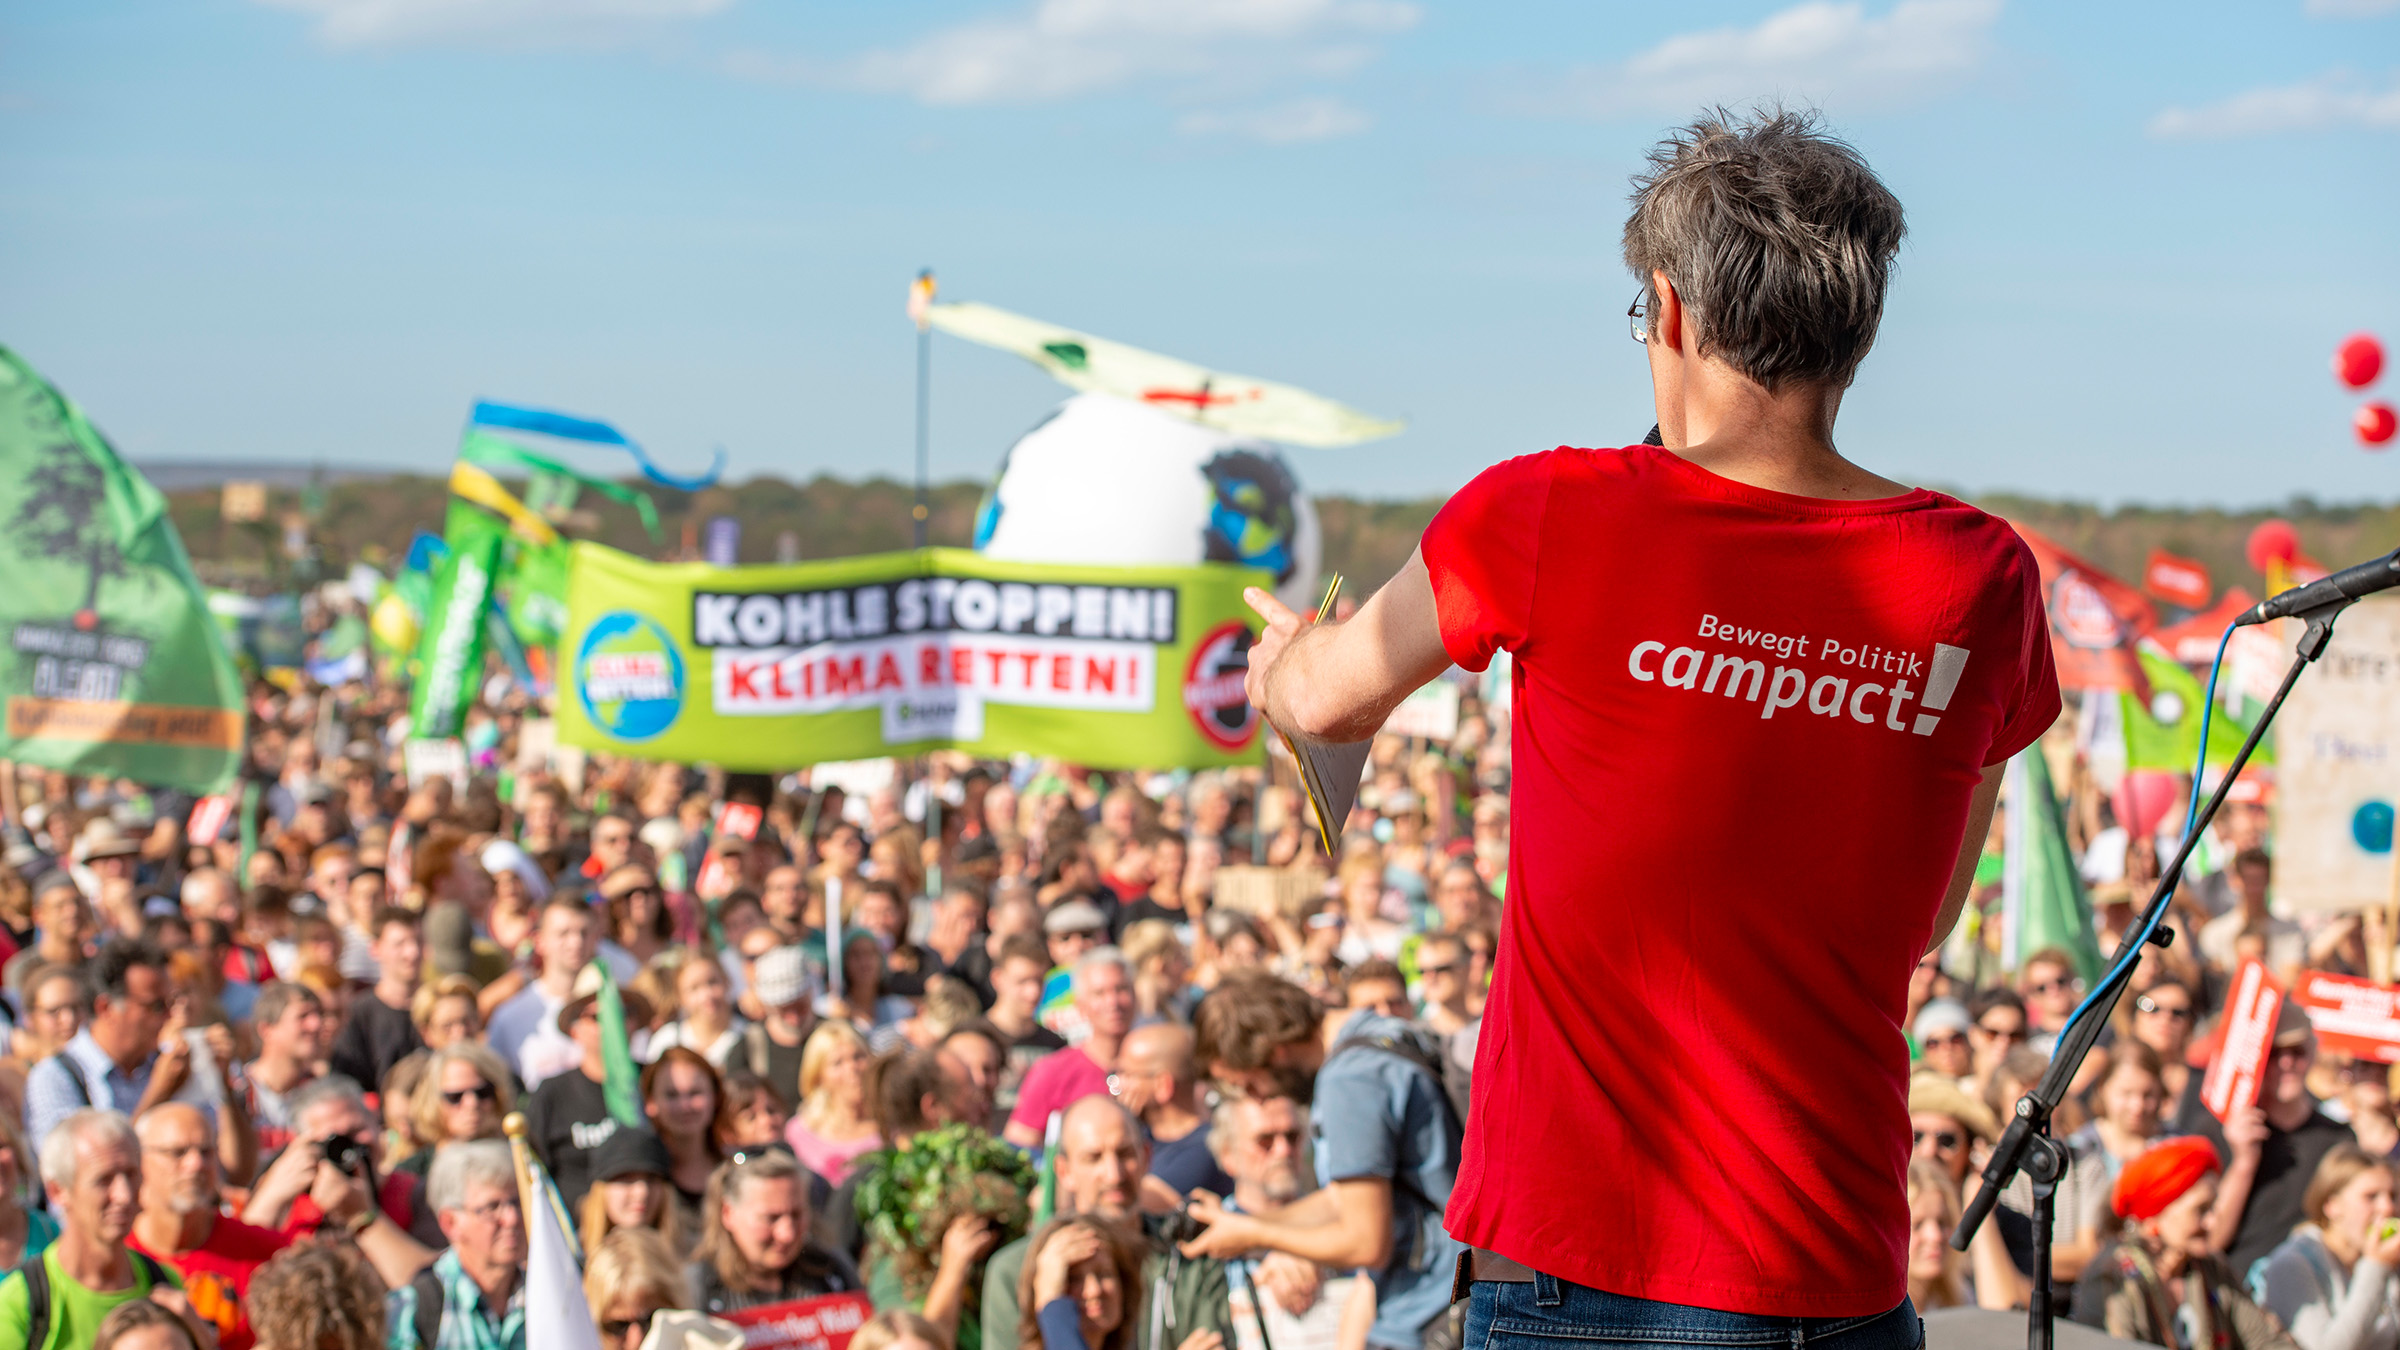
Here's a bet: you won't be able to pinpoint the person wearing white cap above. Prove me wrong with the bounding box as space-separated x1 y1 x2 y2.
734 947 818 1109
1911 999 1974 1086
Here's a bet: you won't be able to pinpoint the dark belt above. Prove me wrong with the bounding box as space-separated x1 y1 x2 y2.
1451 1248 1539 1303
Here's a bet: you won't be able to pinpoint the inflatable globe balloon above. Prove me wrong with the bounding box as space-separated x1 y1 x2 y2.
974 392 1323 611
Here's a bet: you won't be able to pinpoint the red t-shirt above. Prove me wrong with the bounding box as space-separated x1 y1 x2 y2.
131 1216 289 1350
1428 446 2059 1316
1006 1045 1112 1135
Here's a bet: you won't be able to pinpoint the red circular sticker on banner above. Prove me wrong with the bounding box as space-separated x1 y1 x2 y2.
1184 620 1260 752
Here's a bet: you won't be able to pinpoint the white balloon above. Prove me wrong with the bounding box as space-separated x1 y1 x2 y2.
974 393 1324 611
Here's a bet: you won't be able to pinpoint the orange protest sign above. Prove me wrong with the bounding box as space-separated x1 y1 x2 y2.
2202 959 2285 1121
721 1292 875 1350
2289 969 2400 1065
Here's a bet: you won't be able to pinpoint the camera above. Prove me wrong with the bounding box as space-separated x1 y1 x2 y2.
1155 1202 1207 1247
318 1134 369 1176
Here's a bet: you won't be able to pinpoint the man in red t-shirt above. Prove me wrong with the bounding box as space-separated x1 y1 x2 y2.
131 1103 290 1350
1242 108 2057 1342
1001 949 1136 1149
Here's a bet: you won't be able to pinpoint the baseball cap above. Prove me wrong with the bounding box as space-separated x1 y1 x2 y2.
752 946 811 1010
2274 998 2317 1049
1912 999 1972 1044
1044 899 1108 935
591 1127 674 1184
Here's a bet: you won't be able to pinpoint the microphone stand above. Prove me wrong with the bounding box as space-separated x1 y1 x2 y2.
1950 592 2361 1350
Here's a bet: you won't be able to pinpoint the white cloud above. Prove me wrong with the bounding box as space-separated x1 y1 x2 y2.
2306 0 2400 17
1525 0 2002 118
1176 96 1370 142
254 0 731 48
2149 69 2400 138
840 0 1418 106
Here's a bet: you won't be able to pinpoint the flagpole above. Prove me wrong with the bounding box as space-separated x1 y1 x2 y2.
911 269 936 551
502 1112 538 1231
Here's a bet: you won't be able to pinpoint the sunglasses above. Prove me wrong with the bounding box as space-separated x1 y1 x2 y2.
1921 1033 1968 1050
2134 996 2194 1021
1913 1129 1963 1151
1977 1024 2028 1043
2024 978 2080 997
442 1084 499 1106
602 1311 656 1341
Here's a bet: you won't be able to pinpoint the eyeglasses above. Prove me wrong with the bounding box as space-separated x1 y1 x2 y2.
1418 963 1458 978
602 1311 656 1341
2134 996 2194 1022
1921 1033 1968 1050
442 1084 499 1106
1627 291 1651 344
462 1198 521 1225
2024 978 2081 997
1913 1129 1963 1151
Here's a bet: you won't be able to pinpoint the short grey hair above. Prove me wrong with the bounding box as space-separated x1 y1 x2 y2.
286 1074 370 1130
428 1138 517 1214
1624 106 1905 391
40 1109 138 1191
1072 946 1131 996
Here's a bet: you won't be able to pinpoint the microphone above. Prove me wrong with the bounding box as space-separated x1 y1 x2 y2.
2235 548 2400 626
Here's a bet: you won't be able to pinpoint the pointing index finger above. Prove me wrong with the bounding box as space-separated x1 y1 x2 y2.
1244 587 1303 630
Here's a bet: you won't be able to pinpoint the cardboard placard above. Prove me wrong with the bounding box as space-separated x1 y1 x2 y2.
1383 679 1461 741
1212 863 1327 920
2290 968 2400 1065
2202 958 2285 1120
720 1291 873 1350
2273 597 2400 913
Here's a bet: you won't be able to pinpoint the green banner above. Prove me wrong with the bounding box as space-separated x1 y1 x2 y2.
409 502 504 740
557 543 1271 769
0 346 246 792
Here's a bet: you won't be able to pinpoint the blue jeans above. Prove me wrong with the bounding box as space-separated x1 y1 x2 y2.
1464 1273 1922 1350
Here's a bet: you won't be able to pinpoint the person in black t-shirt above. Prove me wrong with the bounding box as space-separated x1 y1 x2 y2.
526 964 652 1211
2169 998 2356 1279
1113 833 1192 937
325 907 425 1097
982 937 1064 1123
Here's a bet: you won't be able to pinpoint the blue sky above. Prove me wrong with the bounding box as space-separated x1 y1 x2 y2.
3 0 2397 506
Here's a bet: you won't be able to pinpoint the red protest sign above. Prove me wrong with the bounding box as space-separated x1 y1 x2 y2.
717 801 764 840
188 794 235 845
2290 969 2400 1065
721 1292 874 1350
2202 959 2285 1121
2141 548 2213 611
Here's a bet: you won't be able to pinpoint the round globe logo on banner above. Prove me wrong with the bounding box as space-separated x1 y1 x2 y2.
576 611 685 742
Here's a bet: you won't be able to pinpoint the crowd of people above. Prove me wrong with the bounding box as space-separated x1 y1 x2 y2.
0 631 2374 1350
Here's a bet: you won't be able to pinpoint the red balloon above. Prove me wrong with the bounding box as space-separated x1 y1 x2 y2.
2246 519 2300 573
2360 401 2398 448
2113 769 2184 840
2336 333 2386 390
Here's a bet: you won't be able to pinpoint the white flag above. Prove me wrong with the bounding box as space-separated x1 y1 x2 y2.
925 300 1403 448
525 1159 604 1350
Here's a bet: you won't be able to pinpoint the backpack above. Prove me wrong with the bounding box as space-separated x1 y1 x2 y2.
1325 1022 1472 1132
409 1266 446 1350
23 1249 172 1350
45 1051 95 1109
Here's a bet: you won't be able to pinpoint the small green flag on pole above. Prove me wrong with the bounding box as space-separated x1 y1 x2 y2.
2002 746 2104 984
592 961 645 1127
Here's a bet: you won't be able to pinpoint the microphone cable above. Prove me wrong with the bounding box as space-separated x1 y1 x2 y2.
2052 619 2239 1042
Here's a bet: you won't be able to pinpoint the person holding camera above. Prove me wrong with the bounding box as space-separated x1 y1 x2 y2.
240 1076 435 1292
982 1095 1233 1350
128 1103 289 1350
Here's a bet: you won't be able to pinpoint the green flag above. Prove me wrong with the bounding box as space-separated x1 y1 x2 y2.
408 502 504 740
0 346 245 791
2121 645 2268 775
593 961 644 1127
2002 746 2104 983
